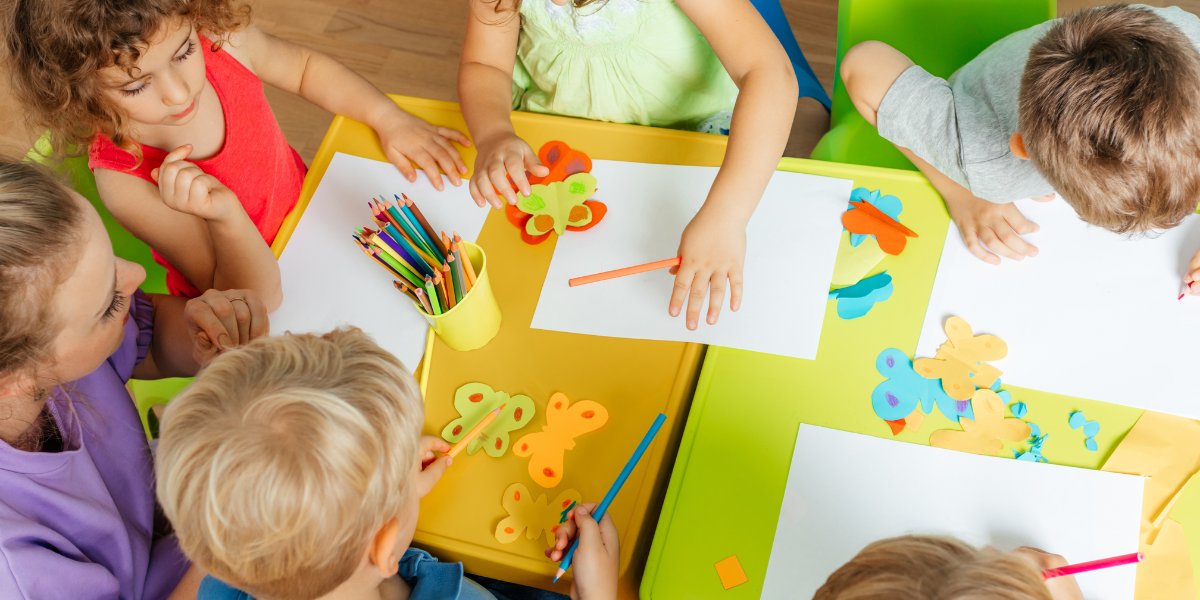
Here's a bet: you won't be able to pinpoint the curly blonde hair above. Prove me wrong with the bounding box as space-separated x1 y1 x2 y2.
3 0 251 159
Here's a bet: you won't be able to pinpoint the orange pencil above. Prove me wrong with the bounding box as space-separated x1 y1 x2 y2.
454 232 478 286
569 257 682 287
440 263 457 309
446 404 506 458
433 272 449 312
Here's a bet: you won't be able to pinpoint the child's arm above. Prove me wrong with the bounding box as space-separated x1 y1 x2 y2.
96 146 283 310
667 0 798 330
840 41 1048 265
458 1 550 208
544 503 619 600
219 26 471 191
132 288 271 380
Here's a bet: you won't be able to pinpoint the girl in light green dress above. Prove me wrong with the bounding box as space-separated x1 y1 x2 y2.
460 0 799 331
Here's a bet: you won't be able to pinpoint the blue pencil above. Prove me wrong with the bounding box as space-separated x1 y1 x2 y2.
395 194 443 261
554 413 666 582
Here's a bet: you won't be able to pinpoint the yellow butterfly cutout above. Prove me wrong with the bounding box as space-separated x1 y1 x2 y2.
441 383 536 457
929 389 1031 456
514 393 609 488
914 316 1007 400
494 483 582 545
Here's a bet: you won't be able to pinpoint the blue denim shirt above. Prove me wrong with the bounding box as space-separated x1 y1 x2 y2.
197 548 495 600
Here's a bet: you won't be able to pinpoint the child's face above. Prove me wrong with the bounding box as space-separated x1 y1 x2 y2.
101 17 207 127
48 192 147 384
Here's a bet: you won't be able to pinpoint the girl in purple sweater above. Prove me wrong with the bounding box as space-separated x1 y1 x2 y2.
0 157 269 600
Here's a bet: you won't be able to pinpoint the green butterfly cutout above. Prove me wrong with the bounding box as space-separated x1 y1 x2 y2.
440 382 536 457
518 173 599 236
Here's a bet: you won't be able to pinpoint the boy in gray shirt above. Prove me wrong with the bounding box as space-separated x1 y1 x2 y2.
840 4 1200 274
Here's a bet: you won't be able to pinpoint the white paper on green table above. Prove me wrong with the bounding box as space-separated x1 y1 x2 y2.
762 425 1142 600
271 152 489 369
530 160 851 360
916 197 1200 419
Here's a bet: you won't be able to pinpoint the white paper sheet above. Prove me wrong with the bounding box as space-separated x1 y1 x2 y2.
530 160 851 360
271 152 489 370
917 198 1200 419
763 425 1143 600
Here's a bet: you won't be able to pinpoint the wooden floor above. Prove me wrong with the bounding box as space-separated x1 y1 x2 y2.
2 1 1199 162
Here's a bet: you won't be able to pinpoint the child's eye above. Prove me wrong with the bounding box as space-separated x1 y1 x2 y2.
174 41 196 63
102 292 127 321
120 83 148 97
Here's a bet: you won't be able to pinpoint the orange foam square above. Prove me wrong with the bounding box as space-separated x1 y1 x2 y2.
714 555 749 590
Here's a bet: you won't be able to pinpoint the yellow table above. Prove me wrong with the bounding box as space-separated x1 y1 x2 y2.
271 96 736 598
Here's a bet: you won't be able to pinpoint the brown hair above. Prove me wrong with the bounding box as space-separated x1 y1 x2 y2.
0 156 86 385
814 535 1053 600
2 0 251 159
157 328 424 600
1020 4 1200 233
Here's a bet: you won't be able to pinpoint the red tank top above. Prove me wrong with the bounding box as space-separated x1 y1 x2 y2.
89 34 305 298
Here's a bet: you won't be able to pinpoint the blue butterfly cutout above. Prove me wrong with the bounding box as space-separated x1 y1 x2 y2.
828 272 893 319
871 348 975 423
846 188 903 247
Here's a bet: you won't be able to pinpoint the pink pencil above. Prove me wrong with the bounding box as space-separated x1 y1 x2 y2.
1180 281 1193 301
1042 552 1143 579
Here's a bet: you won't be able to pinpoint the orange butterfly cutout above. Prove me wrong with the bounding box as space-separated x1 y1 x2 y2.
504 141 606 245
914 317 1007 401
842 200 918 255
929 388 1030 456
514 393 609 488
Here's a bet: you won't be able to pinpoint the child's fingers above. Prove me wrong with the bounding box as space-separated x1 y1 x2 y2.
594 513 620 558
476 172 504 209
505 156 532 198
706 273 726 325
437 126 473 150
962 227 1001 266
523 148 549 177
978 229 1023 261
431 137 468 181
420 435 452 454
161 144 194 166
488 165 518 205
468 179 489 208
995 226 1037 259
729 268 744 312
412 153 445 192
668 265 695 318
386 148 419 183
684 270 710 330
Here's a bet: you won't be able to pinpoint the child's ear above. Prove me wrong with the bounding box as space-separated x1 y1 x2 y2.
1010 133 1029 160
369 518 402 577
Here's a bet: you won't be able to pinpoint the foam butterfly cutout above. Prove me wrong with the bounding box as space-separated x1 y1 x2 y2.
828 271 893 319
914 316 1007 401
514 393 609 488
871 348 974 436
494 483 583 545
440 383 536 457
530 140 592 185
841 188 918 255
929 388 1031 456
845 188 903 246
505 173 608 245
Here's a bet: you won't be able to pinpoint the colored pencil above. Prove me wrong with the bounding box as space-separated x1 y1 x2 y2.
451 242 473 292
569 257 682 287
414 288 434 314
395 196 442 260
1180 281 1193 301
554 413 667 582
373 231 428 277
424 277 442 315
455 233 478 286
387 199 440 260
404 194 450 258
450 249 468 297
380 224 438 274
393 280 420 303
1042 552 1143 579
370 246 423 288
441 264 457 309
374 208 434 269
433 273 449 313
358 243 405 282
446 404 506 458
375 200 406 237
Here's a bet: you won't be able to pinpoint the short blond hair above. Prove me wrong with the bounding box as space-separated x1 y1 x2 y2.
813 535 1052 600
156 328 424 600
1020 5 1200 233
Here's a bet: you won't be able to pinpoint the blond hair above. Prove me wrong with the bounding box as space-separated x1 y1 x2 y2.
0 156 86 383
813 535 1052 600
156 328 424 600
1020 4 1200 233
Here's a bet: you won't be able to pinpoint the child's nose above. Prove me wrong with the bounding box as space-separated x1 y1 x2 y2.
160 73 191 107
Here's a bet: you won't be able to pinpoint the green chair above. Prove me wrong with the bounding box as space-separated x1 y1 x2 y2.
28 137 191 437
810 0 1057 170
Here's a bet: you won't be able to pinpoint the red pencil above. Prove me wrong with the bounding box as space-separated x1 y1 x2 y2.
1042 552 1143 579
569 257 682 287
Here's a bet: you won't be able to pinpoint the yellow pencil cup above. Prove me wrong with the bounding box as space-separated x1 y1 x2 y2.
416 242 501 351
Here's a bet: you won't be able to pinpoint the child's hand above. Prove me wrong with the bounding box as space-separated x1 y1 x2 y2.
151 145 242 223
184 289 270 365
468 133 549 209
416 435 452 498
668 208 746 330
945 192 1055 265
544 503 619 600
1011 547 1085 600
374 109 471 192
1184 246 1200 295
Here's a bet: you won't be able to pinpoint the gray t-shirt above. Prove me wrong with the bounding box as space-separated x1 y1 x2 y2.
876 5 1200 203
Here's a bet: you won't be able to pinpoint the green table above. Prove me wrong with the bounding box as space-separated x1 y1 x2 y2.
641 158 1187 599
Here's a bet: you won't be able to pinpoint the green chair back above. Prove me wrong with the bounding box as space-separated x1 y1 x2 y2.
811 0 1057 170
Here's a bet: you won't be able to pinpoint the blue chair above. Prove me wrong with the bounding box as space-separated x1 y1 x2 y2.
749 0 832 110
